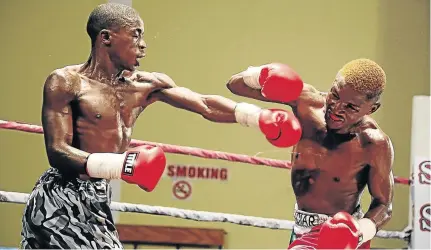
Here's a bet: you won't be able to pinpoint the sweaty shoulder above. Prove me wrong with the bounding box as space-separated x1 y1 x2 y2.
43 66 81 101
357 117 390 147
297 83 326 107
358 118 394 172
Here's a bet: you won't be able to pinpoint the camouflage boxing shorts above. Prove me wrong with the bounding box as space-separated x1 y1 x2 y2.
20 167 123 249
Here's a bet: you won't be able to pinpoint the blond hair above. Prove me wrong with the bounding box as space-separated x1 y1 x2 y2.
338 58 386 99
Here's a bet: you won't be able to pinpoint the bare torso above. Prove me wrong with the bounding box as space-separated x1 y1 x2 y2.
44 63 237 180
291 92 380 215
226 72 393 227
63 65 162 154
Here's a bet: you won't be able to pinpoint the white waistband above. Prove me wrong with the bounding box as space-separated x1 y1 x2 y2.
293 204 364 235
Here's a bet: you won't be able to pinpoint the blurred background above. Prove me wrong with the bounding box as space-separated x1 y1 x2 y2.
0 0 429 249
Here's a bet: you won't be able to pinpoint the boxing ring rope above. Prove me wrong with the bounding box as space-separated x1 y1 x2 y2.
0 120 411 184
0 120 292 169
0 190 410 240
0 119 412 241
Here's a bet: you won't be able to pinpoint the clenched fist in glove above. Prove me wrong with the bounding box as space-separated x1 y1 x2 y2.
318 212 376 249
242 63 304 103
234 102 302 147
288 212 376 250
86 145 166 192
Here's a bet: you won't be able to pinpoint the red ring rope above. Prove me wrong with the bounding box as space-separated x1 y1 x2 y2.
0 119 411 185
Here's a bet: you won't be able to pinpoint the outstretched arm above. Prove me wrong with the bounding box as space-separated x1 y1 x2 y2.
149 87 237 123
149 86 302 148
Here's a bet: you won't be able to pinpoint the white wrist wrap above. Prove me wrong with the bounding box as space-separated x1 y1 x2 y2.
86 153 125 180
234 102 262 129
358 218 377 243
242 66 263 89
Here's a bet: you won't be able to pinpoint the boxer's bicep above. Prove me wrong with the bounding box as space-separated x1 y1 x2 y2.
368 138 394 204
149 87 204 111
365 137 395 228
42 71 75 148
42 71 88 173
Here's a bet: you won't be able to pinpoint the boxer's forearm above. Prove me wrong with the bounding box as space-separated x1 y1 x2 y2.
226 73 270 102
200 95 237 122
364 199 393 229
46 144 90 175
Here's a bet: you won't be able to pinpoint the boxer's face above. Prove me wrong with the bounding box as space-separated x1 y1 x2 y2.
325 76 380 131
103 17 146 71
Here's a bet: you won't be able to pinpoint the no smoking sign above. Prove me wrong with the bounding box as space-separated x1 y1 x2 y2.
172 180 192 200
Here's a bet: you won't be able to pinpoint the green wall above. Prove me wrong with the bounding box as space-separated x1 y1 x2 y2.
0 0 429 248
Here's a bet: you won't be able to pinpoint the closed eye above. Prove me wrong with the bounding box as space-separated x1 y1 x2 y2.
132 28 142 38
347 104 359 112
332 92 339 99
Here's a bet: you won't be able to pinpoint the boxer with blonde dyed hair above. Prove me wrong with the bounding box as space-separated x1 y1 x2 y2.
227 58 394 249
339 58 386 99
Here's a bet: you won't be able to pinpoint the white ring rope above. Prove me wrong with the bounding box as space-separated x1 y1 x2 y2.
0 190 410 241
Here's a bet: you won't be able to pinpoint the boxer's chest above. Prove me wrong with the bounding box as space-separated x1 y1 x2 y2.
293 104 368 174
293 138 367 168
291 136 369 196
76 78 144 128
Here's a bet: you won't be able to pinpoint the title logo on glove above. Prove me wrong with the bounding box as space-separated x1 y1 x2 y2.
123 152 139 176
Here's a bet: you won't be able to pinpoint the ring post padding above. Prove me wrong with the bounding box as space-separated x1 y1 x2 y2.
409 96 431 249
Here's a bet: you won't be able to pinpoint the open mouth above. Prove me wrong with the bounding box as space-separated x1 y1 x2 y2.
135 55 145 66
328 110 344 122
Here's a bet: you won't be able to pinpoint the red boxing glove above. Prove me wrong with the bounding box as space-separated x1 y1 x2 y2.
288 228 320 249
120 145 167 191
288 212 374 250
317 212 362 249
242 63 303 103
234 103 302 148
86 145 167 192
258 109 302 148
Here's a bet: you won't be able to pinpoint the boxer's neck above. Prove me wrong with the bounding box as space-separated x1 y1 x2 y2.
81 50 124 85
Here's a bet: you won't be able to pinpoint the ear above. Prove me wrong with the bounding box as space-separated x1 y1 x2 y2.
100 29 112 46
369 102 381 114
